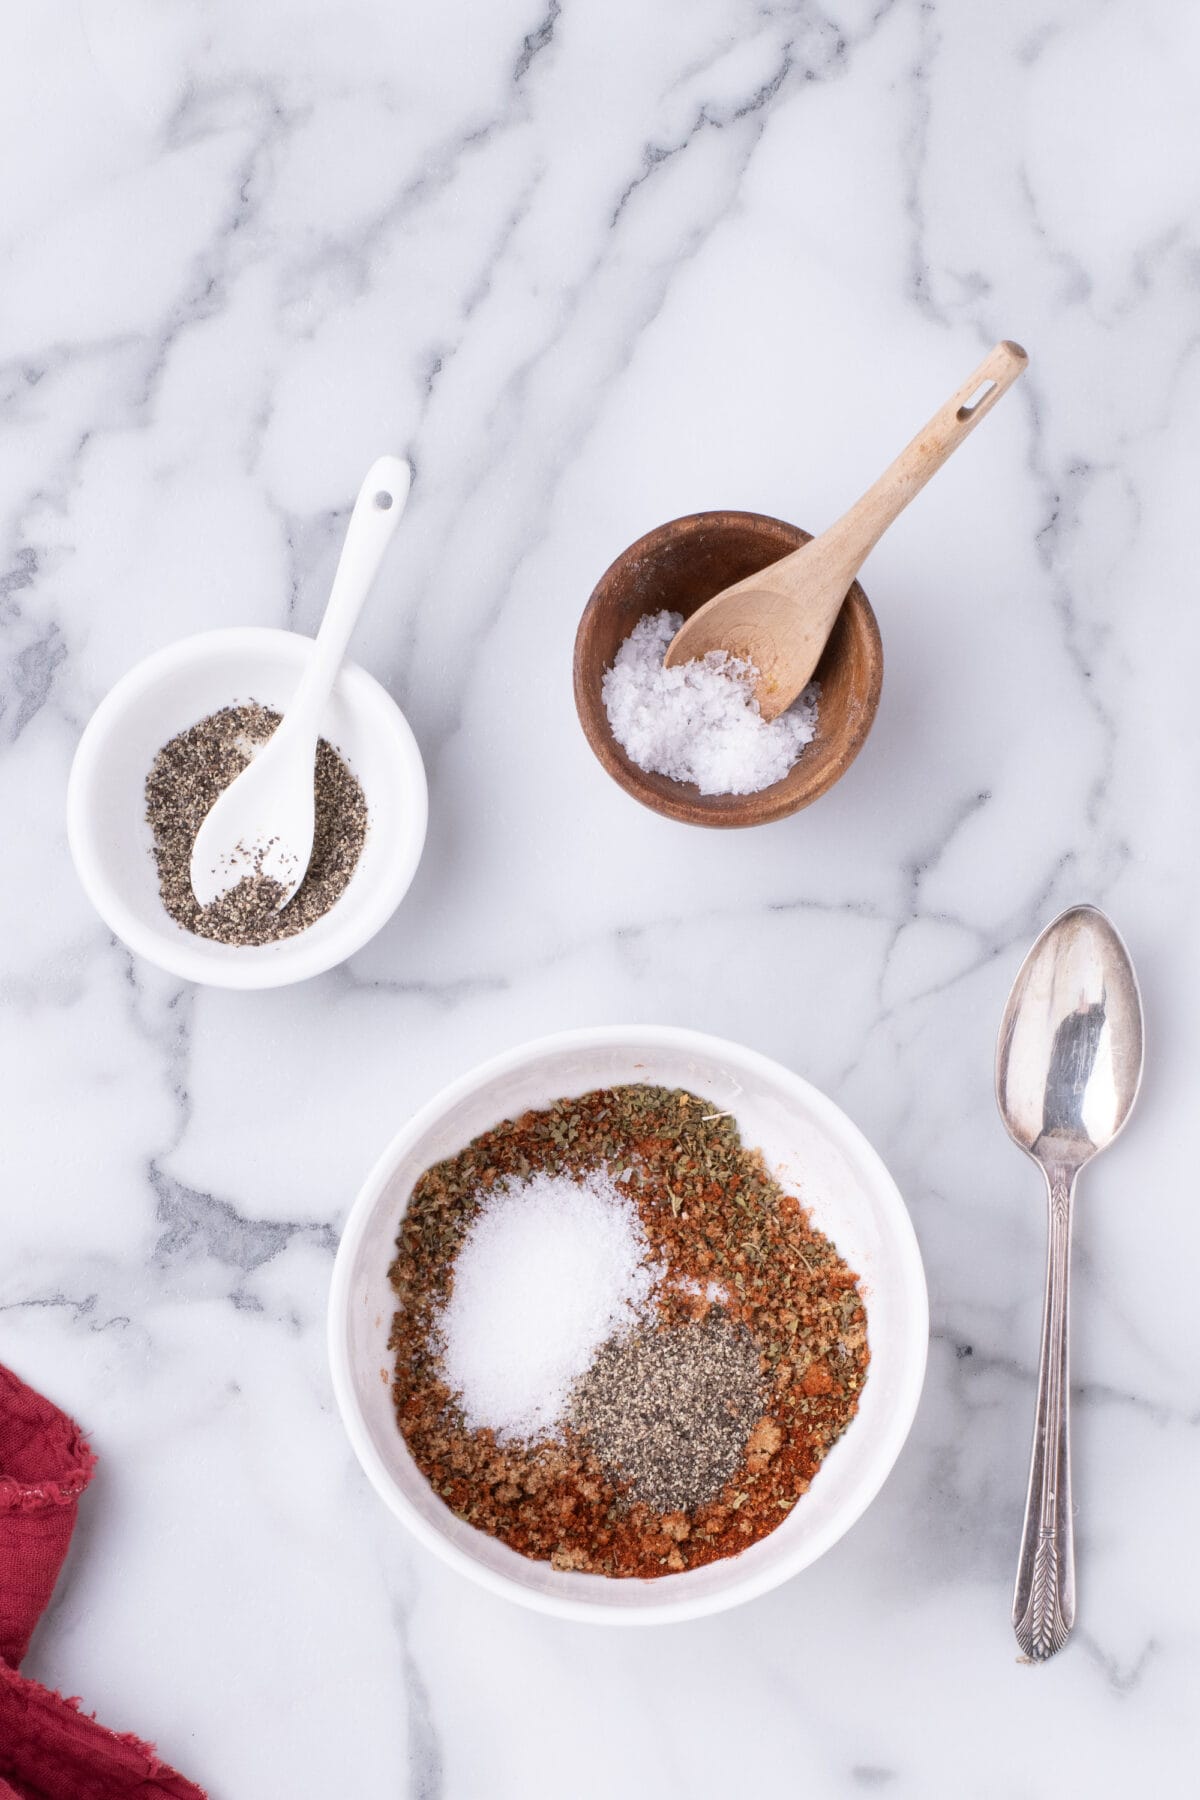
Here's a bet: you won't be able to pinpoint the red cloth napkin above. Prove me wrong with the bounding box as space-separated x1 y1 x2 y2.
0 1364 205 1800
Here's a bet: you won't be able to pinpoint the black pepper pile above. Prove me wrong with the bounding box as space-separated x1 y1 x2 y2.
145 702 367 945
569 1313 763 1513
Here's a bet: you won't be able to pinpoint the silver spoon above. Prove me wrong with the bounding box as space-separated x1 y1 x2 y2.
995 903 1144 1662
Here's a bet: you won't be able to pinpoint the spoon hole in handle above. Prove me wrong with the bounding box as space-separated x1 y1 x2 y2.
957 380 996 419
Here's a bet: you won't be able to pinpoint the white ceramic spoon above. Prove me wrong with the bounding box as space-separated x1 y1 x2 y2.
189 455 411 909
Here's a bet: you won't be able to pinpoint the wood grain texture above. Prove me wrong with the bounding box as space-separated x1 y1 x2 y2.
664 343 1027 719
573 510 883 829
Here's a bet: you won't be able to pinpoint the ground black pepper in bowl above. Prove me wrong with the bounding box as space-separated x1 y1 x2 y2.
145 702 367 946
569 1312 764 1514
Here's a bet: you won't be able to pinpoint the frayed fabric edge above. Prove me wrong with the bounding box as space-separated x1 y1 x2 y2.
0 1664 206 1797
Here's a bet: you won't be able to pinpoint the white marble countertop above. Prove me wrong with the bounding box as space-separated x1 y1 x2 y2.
2 1 1196 1794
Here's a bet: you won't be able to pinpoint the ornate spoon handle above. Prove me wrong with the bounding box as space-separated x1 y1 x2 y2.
1012 1169 1076 1661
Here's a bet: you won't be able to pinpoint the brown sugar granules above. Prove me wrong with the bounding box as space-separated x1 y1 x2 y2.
145 702 367 945
387 1084 870 1578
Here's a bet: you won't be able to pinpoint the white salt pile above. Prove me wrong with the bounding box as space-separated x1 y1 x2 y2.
437 1169 660 1444
601 609 818 796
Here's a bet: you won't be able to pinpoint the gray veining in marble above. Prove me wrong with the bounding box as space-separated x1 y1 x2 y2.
2 1 1198 1795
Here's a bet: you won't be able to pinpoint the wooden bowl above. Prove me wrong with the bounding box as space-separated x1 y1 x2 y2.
573 511 883 827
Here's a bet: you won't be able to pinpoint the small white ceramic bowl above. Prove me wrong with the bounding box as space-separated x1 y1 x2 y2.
329 1025 928 1624
67 627 427 989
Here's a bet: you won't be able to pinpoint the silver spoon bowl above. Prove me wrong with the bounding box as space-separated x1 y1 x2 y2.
996 903 1144 1661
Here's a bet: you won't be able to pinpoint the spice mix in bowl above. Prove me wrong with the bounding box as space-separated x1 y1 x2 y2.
329 1027 928 1622
389 1084 868 1577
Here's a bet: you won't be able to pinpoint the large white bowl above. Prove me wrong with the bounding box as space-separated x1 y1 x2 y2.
67 627 427 989
329 1025 928 1624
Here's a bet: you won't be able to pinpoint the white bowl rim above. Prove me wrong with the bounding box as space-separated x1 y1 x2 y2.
66 626 428 990
328 1023 929 1625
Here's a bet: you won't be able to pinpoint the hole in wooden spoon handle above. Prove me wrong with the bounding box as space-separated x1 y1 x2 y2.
957 379 998 420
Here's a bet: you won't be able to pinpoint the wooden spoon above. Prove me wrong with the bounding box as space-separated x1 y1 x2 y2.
664 340 1028 720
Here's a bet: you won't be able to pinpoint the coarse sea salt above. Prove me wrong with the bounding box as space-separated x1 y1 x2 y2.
437 1168 661 1445
601 609 819 796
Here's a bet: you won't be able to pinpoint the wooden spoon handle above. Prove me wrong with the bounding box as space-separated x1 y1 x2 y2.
813 340 1028 582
